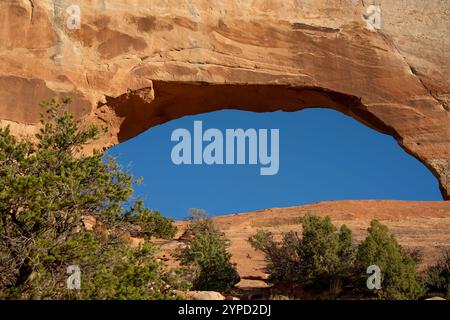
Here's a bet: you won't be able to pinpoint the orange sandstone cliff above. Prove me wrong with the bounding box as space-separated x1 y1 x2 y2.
0 0 449 198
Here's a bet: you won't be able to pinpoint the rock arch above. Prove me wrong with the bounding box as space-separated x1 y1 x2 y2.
0 0 449 198
95 81 450 199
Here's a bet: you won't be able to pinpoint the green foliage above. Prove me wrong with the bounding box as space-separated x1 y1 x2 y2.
249 214 429 300
184 208 216 236
356 220 425 300
299 215 356 288
3 231 189 300
423 249 450 299
249 214 355 292
122 200 178 240
249 229 298 282
175 210 240 291
0 98 183 299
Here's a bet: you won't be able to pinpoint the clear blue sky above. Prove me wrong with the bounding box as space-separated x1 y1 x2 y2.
106 108 442 220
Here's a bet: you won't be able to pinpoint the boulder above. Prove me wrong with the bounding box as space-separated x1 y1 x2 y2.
175 290 226 300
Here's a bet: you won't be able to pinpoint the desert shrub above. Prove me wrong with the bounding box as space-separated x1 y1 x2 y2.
2 231 189 300
175 210 240 291
249 215 426 299
423 248 450 298
355 220 425 300
122 200 178 239
0 98 184 299
249 229 300 283
183 208 216 236
299 215 356 289
249 213 356 292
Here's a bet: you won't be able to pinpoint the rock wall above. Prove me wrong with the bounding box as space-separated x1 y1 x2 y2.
0 0 449 198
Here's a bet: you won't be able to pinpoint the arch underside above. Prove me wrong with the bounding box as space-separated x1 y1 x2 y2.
94 81 450 200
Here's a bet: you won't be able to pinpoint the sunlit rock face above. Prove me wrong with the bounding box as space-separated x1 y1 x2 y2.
0 0 449 198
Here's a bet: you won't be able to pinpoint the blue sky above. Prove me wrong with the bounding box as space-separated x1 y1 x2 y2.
106 108 442 220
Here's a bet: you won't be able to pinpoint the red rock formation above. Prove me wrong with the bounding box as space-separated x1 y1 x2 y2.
0 0 449 198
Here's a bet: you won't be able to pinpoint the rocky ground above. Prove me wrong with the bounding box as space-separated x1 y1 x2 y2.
155 200 450 292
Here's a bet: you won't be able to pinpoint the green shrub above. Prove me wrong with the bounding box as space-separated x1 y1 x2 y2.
0 98 184 299
249 229 300 283
249 213 355 292
175 210 240 291
299 214 356 289
423 249 450 299
184 208 217 236
123 200 178 239
2 231 189 300
249 214 427 300
356 220 425 300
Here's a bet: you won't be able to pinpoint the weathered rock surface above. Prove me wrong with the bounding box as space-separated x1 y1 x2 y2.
174 290 226 300
0 0 449 197
425 297 446 300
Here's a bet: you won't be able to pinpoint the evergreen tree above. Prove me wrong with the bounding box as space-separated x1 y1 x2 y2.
175 209 240 291
0 98 184 299
356 220 425 300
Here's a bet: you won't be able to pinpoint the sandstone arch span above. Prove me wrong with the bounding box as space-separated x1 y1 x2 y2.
0 0 449 198
95 81 449 200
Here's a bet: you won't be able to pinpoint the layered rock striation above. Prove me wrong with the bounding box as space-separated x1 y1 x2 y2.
0 0 449 197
